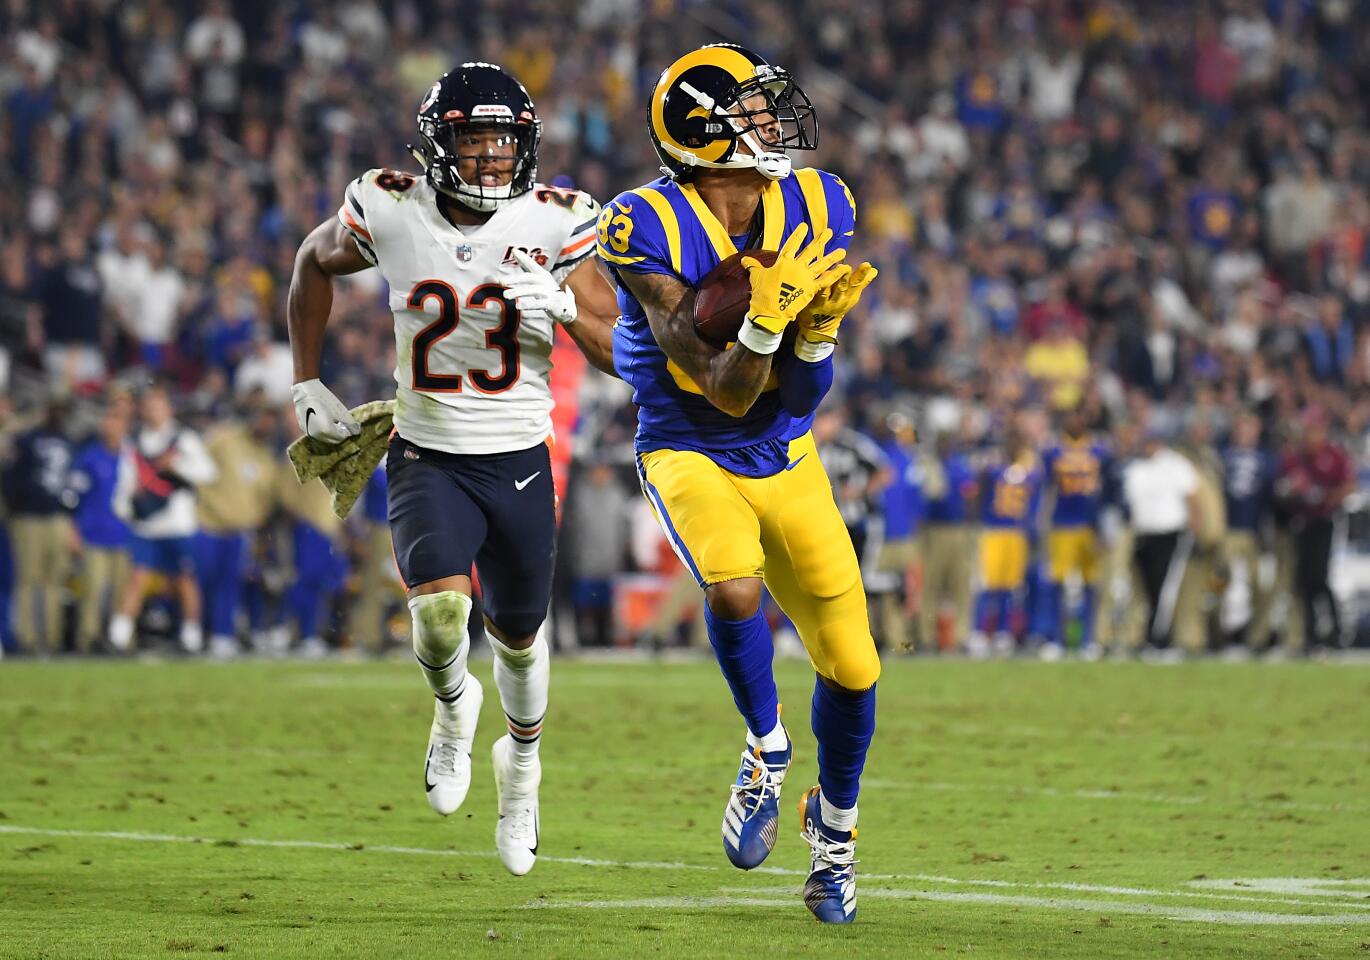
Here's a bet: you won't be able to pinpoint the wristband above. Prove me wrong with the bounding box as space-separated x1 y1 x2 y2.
794 336 835 363
737 317 783 355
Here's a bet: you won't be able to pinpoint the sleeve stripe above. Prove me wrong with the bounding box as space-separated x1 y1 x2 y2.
353 234 378 264
570 216 598 235
346 187 366 222
556 233 596 260
341 207 373 243
553 246 595 272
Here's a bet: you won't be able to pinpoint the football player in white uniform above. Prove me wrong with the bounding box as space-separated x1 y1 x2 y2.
285 62 619 876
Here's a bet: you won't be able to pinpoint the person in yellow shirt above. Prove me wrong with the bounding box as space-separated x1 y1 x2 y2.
1024 318 1089 410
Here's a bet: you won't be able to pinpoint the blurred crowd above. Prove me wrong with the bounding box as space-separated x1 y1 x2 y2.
2 0 1370 655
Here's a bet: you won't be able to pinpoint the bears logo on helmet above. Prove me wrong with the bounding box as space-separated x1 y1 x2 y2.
410 63 541 213
648 43 818 182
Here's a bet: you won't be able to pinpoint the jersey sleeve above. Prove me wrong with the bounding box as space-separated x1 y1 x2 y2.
550 189 602 283
337 170 381 266
595 188 677 277
823 171 857 256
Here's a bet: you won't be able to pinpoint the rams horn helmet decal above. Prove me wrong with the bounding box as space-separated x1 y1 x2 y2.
648 43 818 182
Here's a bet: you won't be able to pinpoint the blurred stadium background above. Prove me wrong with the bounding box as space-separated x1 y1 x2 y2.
3 0 1370 661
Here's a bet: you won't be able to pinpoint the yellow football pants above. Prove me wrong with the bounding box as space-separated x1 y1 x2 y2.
638 431 880 690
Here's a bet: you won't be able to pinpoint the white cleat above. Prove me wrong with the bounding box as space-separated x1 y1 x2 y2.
491 734 540 876
423 675 484 816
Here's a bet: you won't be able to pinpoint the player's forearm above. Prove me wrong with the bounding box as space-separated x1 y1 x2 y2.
705 346 773 418
561 313 618 377
287 249 334 382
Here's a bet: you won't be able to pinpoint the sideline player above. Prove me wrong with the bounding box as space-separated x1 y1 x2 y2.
286 63 619 875
597 43 878 923
1039 408 1110 657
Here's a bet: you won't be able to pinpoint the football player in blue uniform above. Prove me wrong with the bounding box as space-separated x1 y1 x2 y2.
1039 409 1111 656
596 44 877 923
971 423 1044 654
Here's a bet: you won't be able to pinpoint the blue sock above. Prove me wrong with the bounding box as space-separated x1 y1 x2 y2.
1043 581 1064 644
1078 585 1096 648
704 605 779 738
975 591 995 632
811 676 876 810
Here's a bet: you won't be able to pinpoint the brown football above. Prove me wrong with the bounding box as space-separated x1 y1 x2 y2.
692 249 778 349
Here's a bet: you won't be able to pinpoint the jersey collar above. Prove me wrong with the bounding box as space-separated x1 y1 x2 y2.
678 178 786 260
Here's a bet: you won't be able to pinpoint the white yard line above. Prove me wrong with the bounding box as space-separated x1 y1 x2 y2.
862 778 1369 814
4 823 1369 925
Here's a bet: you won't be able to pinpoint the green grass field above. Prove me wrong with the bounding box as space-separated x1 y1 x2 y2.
2 656 1369 959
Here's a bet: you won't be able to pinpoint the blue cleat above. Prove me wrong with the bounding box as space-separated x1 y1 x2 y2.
798 786 858 924
720 729 791 869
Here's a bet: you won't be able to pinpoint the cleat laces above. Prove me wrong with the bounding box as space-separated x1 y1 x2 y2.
729 749 784 817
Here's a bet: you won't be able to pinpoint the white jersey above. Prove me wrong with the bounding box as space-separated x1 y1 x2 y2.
337 168 599 455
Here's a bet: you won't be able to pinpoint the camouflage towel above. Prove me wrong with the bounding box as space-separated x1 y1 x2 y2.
286 399 395 520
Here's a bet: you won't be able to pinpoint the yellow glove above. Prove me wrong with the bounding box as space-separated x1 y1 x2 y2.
740 224 848 334
797 261 879 344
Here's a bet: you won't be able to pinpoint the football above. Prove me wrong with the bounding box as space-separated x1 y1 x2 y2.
692 249 778 348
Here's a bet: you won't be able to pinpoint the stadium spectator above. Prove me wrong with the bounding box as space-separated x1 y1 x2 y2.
813 406 891 580
109 382 218 653
69 396 134 653
1 398 76 652
34 227 105 390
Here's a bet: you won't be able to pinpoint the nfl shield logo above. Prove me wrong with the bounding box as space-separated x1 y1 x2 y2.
455 243 474 262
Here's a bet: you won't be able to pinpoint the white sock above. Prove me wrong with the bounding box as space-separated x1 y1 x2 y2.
488 631 548 764
180 621 203 653
819 791 858 834
409 593 472 734
745 714 789 756
109 614 134 651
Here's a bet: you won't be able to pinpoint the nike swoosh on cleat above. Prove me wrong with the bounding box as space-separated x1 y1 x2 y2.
784 454 807 471
514 471 541 491
424 748 437 792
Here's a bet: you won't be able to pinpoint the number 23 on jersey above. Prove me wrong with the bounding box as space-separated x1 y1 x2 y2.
407 280 522 394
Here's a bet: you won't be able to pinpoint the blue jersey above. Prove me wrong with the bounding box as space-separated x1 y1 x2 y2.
877 439 923 539
981 454 1043 531
70 440 130 548
1043 438 1109 529
598 168 856 477
2 428 73 516
1221 446 1274 532
923 453 976 524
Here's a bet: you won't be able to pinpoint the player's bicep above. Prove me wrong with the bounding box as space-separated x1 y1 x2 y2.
305 218 373 276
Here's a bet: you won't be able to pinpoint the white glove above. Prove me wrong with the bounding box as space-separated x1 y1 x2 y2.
291 378 360 444
504 249 578 325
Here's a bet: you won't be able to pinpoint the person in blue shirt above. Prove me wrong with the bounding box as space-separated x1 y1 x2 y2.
2 398 76 652
917 429 978 652
1038 408 1112 655
1220 411 1277 649
70 398 133 653
871 411 923 652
